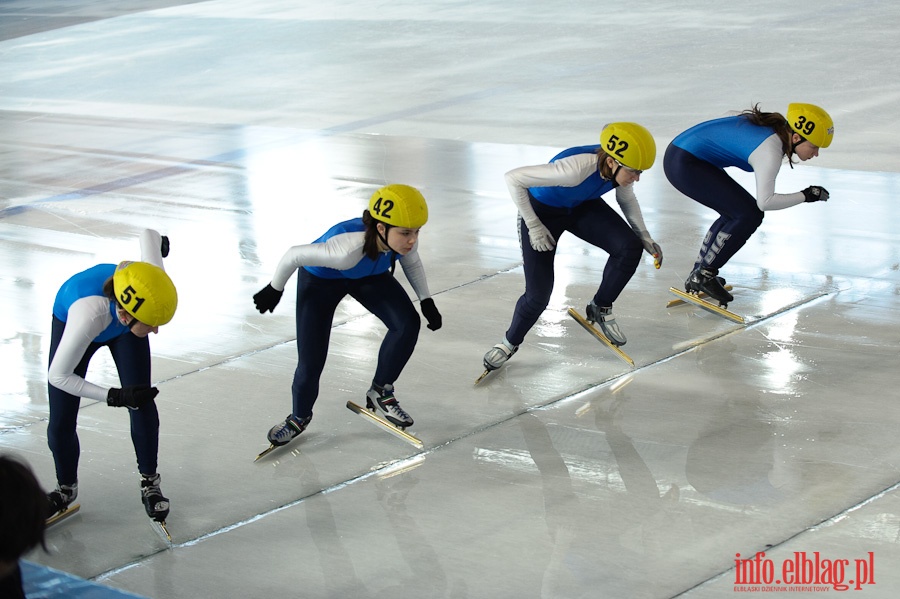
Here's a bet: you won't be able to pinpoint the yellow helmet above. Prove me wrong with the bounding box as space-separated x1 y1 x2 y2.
368 184 428 229
113 261 178 327
600 122 656 171
787 103 834 148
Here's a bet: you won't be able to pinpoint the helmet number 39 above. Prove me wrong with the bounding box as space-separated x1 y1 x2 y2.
371 197 394 219
120 285 146 314
793 116 816 137
605 135 629 159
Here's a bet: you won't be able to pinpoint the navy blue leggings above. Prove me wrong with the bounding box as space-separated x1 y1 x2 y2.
663 143 764 270
291 269 421 419
505 197 643 346
47 317 159 485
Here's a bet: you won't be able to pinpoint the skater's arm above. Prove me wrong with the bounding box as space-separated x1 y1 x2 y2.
270 232 366 291
398 243 431 301
139 229 165 269
614 184 654 246
749 136 806 211
47 298 114 402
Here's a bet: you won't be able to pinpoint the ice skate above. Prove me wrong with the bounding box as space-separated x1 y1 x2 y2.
255 414 312 461
140 473 172 542
684 267 733 305
365 384 413 428
346 399 424 449
476 340 518 384
567 307 635 367
46 483 80 527
585 302 626 346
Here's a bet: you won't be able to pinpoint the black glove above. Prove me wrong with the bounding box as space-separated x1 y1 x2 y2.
802 186 830 202
420 298 442 331
107 385 159 410
253 284 283 313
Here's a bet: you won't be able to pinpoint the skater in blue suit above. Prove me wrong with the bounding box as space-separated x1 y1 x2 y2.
481 122 662 375
253 184 441 448
664 103 834 304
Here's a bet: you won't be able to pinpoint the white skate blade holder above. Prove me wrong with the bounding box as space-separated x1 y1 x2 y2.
667 287 745 324
567 308 635 367
46 503 81 527
346 401 424 449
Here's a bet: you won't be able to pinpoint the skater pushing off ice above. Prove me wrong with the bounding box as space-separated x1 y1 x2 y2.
663 103 834 307
480 123 662 379
252 184 442 455
46 229 177 529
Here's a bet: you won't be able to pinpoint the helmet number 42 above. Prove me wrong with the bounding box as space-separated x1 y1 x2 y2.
371 197 394 219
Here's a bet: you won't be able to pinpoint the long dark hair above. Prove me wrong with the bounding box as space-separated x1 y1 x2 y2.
740 103 797 167
362 210 385 261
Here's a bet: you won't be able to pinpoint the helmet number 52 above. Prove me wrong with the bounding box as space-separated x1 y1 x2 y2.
119 285 145 314
605 135 629 159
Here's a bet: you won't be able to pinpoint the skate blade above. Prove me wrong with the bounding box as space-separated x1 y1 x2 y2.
151 520 173 545
254 444 278 462
666 285 733 308
567 308 635 367
667 287 745 324
346 401 424 449
474 368 492 385
46 503 81 527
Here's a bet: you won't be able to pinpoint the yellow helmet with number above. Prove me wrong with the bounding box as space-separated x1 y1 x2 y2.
600 122 656 171
368 184 428 229
113 261 178 327
787 103 834 149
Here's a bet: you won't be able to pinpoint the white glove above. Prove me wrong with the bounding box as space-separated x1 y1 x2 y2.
527 221 556 252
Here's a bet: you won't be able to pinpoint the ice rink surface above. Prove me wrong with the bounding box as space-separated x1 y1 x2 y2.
1 1 899 597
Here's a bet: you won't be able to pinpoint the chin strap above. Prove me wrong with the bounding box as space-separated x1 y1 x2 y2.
377 226 399 274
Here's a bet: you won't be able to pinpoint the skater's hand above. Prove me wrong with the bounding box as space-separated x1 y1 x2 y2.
802 185 829 202
420 298 442 331
160 235 170 258
107 385 159 410
643 240 663 268
253 284 283 313
526 222 556 252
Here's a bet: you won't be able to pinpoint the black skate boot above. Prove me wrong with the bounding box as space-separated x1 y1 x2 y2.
366 384 414 428
585 302 626 346
140 473 170 523
685 267 734 305
46 483 78 518
267 414 312 447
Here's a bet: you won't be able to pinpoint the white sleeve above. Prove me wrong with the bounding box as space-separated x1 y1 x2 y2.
270 232 367 291
48 297 114 402
139 229 165 269
504 154 597 226
748 135 806 211
613 183 653 244
398 242 431 301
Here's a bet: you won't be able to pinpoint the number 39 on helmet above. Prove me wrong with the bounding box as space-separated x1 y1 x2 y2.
600 122 657 172
368 184 429 229
113 261 178 327
787 103 834 149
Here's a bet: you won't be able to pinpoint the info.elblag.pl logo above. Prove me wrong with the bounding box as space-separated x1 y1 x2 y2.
733 551 876 592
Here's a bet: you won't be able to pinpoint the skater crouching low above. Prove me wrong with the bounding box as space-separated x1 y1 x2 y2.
663 103 834 305
482 122 662 375
252 184 442 450
46 229 177 526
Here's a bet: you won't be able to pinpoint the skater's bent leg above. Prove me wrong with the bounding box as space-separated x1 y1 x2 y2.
47 317 97 486
108 332 160 474
506 216 558 346
353 273 421 385
293 270 344 418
